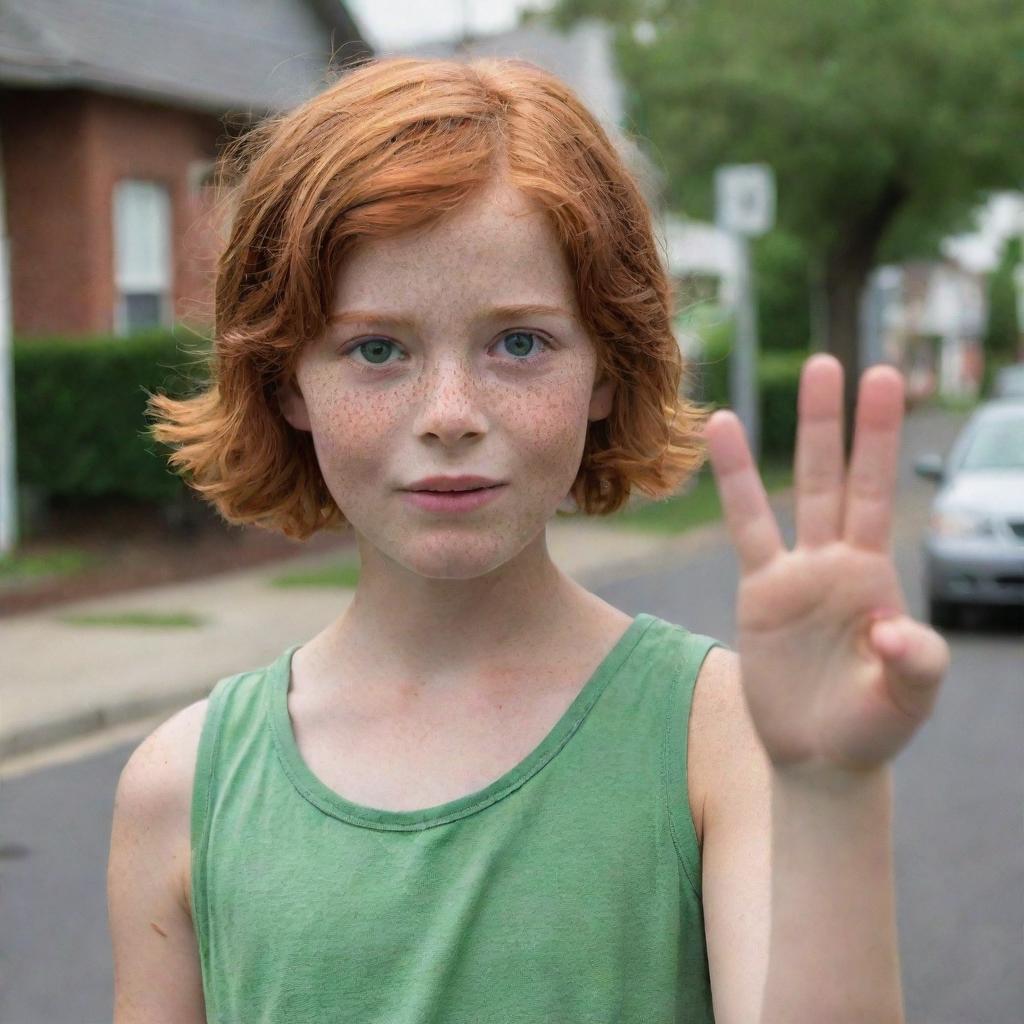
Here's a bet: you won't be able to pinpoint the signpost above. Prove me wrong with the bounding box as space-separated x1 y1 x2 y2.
714 163 775 464
1013 261 1024 356
0 132 15 556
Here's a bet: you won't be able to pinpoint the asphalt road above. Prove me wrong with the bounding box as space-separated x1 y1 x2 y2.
1 406 1021 1024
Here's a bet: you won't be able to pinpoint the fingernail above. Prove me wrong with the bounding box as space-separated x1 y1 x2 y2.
874 621 904 656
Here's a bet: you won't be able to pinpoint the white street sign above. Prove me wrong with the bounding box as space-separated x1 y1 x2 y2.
715 164 776 238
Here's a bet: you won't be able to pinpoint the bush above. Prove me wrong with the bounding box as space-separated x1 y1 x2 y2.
13 328 211 505
753 229 812 354
689 313 805 461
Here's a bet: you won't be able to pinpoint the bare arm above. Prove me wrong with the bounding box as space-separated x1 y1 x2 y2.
763 763 901 1021
107 700 209 1024
698 356 948 1022
689 646 771 1023
695 649 902 1023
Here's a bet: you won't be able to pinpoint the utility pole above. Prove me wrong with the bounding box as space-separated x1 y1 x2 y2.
0 128 16 556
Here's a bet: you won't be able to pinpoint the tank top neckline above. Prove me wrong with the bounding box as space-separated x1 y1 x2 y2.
265 611 660 831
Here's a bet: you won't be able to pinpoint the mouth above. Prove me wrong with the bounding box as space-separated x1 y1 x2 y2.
402 483 506 512
414 485 501 493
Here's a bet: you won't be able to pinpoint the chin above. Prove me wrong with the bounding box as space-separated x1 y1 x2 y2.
397 537 522 580
356 517 546 581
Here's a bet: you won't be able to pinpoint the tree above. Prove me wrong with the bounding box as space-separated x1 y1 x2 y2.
553 0 1024 443
984 235 1022 365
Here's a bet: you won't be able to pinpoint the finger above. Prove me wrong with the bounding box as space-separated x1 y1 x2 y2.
870 614 949 722
795 354 845 548
703 409 785 574
843 365 904 552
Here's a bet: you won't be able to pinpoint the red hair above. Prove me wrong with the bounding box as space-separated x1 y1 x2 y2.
148 56 712 539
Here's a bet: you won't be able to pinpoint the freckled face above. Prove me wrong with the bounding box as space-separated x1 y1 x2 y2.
278 179 615 579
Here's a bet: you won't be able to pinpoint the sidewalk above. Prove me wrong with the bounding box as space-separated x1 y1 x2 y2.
0 514 736 762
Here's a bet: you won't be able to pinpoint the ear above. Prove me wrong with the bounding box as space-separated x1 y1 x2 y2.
277 376 312 432
588 375 616 422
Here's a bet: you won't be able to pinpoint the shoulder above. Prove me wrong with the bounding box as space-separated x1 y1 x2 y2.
117 698 211 812
113 698 211 907
687 644 771 847
109 700 212 1019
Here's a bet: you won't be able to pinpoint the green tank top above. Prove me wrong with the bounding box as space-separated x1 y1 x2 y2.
190 612 723 1023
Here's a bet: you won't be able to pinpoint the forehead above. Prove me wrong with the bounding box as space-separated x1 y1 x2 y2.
332 179 578 313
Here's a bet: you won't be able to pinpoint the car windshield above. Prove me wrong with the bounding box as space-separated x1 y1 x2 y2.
958 412 1024 471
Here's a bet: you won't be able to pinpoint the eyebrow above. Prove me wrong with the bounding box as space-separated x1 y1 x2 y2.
325 304 578 328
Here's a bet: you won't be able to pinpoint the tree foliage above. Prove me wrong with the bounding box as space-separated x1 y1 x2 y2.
983 235 1022 361
555 0 1024 256
553 0 1024 432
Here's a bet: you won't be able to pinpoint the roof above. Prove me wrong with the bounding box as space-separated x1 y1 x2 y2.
0 0 372 114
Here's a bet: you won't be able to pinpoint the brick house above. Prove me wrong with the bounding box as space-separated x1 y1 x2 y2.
0 0 370 339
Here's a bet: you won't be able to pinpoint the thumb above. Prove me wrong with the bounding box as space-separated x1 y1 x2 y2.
870 614 949 722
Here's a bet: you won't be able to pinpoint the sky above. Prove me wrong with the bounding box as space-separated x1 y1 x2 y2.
347 0 553 50
943 193 1024 274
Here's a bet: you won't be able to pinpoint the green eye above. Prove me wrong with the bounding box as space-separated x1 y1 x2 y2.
345 332 549 368
353 339 396 364
501 331 546 359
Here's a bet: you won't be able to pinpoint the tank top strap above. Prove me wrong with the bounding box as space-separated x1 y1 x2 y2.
189 649 299 947
647 619 726 899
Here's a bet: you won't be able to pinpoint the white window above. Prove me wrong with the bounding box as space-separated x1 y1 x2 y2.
112 180 172 334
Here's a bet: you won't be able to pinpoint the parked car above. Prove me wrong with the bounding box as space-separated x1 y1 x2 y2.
993 362 1024 399
915 398 1024 628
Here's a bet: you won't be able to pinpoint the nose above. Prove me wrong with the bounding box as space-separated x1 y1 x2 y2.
412 354 488 445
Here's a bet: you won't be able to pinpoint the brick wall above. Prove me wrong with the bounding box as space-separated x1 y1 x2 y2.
2 88 225 337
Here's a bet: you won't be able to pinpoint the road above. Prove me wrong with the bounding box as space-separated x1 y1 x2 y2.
1 406 1020 1024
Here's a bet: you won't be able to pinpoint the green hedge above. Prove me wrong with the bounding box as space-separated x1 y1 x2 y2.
689 315 805 461
13 328 212 504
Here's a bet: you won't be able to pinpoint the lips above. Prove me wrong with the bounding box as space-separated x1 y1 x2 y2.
405 474 502 492
421 485 498 493
402 484 506 513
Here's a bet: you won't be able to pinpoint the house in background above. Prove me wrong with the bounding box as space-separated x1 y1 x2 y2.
868 260 987 403
0 0 370 339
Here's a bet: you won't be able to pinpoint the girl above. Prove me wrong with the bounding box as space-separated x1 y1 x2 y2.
107 56 949 1023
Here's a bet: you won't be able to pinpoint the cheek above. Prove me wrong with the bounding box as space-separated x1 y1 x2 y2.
301 373 401 475
508 365 594 466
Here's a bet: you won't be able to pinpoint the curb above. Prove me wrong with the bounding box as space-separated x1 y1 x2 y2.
0 684 215 761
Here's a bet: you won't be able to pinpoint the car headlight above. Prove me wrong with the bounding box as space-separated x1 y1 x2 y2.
929 508 995 538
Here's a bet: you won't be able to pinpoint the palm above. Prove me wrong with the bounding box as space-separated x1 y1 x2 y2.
704 356 948 774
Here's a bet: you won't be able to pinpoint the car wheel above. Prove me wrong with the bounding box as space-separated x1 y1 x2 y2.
928 597 960 630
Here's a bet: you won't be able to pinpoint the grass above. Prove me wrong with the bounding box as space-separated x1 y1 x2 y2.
60 610 207 628
271 560 361 588
0 548 99 582
604 460 793 535
919 394 982 414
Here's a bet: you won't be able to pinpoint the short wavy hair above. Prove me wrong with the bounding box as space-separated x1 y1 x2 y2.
148 56 712 540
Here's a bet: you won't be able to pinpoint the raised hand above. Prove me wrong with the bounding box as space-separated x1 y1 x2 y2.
702 354 950 776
